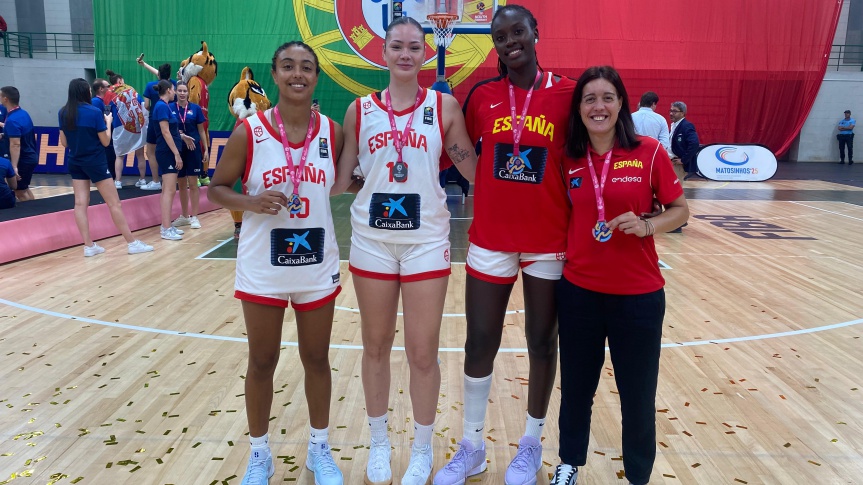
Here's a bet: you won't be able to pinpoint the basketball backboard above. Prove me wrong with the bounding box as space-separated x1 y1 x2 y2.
387 0 499 34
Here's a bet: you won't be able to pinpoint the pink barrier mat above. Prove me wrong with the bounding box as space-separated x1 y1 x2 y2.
0 187 222 264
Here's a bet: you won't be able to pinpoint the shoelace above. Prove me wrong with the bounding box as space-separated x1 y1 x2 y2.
404 449 431 478
245 457 270 481
314 448 340 475
368 443 390 473
553 465 575 484
441 443 471 474
509 443 540 472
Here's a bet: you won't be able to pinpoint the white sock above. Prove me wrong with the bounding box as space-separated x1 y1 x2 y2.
463 373 492 447
525 413 546 440
310 425 329 447
368 413 389 444
249 433 270 460
413 421 434 449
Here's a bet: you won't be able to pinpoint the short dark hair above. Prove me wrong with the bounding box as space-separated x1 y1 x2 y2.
639 91 659 108
271 41 321 74
91 78 108 95
565 66 640 159
158 63 172 80
0 86 20 105
845 110 852 114
491 5 540 77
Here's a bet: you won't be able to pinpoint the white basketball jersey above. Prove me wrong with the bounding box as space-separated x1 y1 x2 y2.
351 88 450 244
235 109 340 295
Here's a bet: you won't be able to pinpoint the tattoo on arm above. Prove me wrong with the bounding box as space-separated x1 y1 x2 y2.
447 143 471 165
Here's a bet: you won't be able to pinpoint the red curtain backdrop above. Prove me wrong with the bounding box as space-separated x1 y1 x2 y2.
434 0 842 157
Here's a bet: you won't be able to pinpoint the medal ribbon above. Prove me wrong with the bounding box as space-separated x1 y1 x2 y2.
384 88 424 165
507 70 542 157
177 102 189 126
586 148 613 223
273 106 316 199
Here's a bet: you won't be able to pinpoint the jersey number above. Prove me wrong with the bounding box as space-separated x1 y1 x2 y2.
289 197 311 218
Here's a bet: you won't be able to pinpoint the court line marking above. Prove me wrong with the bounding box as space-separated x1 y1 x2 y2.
790 201 863 222
195 238 235 259
1 297 859 353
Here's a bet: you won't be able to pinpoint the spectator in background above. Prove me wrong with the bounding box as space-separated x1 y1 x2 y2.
631 91 671 155
0 155 16 209
138 54 176 190
58 78 154 256
91 78 117 180
838 109 855 165
0 14 7 40
0 86 38 202
169 81 208 230
669 101 701 181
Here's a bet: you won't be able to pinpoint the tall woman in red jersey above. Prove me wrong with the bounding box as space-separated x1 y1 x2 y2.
332 16 477 485
208 42 345 485
435 6 575 485
549 66 689 485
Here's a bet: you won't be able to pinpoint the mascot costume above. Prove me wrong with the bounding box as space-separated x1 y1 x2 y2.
227 67 271 238
178 41 217 185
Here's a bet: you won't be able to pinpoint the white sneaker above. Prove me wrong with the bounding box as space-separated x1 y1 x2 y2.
241 449 274 485
160 226 182 240
366 439 392 485
173 227 184 235
127 240 154 254
114 180 122 189
172 215 191 227
401 444 433 485
135 178 147 187
434 439 486 484
84 243 105 257
306 442 344 485
141 181 162 190
190 216 201 229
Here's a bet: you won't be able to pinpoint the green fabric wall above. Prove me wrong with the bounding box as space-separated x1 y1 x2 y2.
94 1 392 131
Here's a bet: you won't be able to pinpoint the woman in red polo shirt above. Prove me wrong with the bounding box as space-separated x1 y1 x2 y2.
549 65 689 485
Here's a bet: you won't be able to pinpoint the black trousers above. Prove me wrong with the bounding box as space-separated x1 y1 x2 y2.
556 278 665 485
838 133 854 162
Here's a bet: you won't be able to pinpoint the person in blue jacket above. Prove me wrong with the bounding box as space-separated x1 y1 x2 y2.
58 78 154 256
169 81 209 230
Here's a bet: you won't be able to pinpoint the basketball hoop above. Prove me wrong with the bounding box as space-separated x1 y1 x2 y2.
427 13 460 48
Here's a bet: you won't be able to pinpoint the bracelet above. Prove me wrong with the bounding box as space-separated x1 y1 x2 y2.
641 218 654 237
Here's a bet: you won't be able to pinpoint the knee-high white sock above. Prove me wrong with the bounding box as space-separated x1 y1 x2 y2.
463 373 492 448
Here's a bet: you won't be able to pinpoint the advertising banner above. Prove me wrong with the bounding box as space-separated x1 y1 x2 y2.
696 144 777 182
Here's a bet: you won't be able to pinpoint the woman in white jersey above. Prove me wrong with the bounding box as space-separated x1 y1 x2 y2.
331 16 477 485
208 42 344 485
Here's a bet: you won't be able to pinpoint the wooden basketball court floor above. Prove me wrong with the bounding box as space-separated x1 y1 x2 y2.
2 167 863 484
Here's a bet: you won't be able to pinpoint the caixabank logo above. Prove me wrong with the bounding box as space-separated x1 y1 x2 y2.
369 193 421 230
294 1 505 96
270 228 326 266
493 143 548 184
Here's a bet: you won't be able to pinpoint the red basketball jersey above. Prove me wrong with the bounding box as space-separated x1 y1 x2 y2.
464 72 575 253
